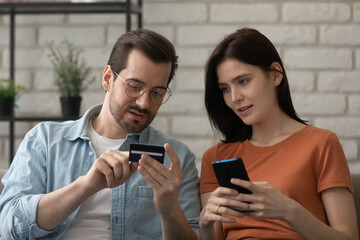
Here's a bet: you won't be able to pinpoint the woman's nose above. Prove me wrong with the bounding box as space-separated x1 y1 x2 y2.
231 88 244 103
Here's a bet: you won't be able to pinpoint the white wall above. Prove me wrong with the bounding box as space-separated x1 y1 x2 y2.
0 0 359 173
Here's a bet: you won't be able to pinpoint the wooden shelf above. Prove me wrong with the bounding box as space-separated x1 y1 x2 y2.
0 2 142 15
0 1 142 164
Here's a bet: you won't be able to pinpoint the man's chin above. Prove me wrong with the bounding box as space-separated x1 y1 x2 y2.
119 120 147 134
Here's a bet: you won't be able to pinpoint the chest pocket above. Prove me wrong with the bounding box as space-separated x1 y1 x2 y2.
131 186 162 239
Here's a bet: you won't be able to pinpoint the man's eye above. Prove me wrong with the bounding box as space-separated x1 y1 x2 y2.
151 88 166 96
128 82 143 90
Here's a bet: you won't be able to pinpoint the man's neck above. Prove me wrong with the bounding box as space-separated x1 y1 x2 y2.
91 111 127 139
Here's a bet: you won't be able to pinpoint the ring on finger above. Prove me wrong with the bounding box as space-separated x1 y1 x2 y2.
216 204 221 214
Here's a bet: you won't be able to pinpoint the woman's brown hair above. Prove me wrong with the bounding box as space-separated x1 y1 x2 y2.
205 28 306 143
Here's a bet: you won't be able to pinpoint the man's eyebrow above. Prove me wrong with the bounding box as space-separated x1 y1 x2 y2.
126 77 167 89
125 77 143 83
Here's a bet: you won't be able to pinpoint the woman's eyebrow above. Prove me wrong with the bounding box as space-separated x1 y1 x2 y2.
230 73 251 83
218 73 251 85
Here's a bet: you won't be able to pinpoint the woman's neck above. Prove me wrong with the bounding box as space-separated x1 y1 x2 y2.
250 112 305 147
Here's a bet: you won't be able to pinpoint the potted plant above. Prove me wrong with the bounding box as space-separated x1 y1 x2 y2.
47 39 95 118
0 78 26 117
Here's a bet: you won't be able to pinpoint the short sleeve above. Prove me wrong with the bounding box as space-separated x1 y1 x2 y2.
199 145 220 194
316 132 353 194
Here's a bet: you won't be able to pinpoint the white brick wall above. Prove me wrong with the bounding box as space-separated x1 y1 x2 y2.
144 3 207 24
210 3 278 23
282 3 351 22
284 48 352 69
0 0 359 173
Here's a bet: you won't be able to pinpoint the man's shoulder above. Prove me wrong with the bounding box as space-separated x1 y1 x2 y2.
26 119 81 141
146 126 195 158
147 126 186 146
33 119 79 132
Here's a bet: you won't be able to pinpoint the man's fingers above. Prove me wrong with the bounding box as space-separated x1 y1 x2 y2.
94 158 115 187
138 155 166 185
94 150 137 187
138 164 161 189
164 143 181 173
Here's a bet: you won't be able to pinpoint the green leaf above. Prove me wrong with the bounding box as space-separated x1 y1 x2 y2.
46 38 96 97
0 78 26 99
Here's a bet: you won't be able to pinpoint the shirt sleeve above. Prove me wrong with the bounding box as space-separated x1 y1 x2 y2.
316 131 353 194
199 144 220 194
177 146 201 239
0 126 60 239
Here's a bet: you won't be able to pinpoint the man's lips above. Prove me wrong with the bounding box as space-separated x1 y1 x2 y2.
128 109 147 117
127 106 149 120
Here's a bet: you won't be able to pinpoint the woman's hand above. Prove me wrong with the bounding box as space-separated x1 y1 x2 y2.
200 185 251 228
230 178 297 220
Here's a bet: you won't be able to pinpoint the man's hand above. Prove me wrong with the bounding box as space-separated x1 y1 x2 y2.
138 143 198 240
83 149 139 194
137 143 182 214
37 149 138 231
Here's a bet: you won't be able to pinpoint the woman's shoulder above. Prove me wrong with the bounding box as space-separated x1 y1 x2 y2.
302 125 337 139
297 125 341 149
203 140 245 160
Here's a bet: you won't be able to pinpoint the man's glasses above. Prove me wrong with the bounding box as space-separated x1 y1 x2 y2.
114 71 171 105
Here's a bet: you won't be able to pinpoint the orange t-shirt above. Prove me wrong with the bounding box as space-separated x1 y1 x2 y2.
200 125 353 240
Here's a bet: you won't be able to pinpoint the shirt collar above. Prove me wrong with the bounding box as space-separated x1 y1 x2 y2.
64 104 150 142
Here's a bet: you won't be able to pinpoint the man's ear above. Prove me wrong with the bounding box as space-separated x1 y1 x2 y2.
270 62 283 87
102 65 113 91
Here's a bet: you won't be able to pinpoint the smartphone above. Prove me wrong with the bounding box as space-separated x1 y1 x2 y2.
129 143 165 164
212 158 252 194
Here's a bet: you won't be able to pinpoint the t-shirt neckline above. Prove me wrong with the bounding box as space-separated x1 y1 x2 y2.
243 125 312 152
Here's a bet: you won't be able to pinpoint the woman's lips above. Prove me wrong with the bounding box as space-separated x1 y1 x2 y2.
237 105 252 112
236 105 253 117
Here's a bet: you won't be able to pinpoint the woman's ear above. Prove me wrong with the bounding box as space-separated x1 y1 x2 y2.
102 65 113 91
270 62 283 87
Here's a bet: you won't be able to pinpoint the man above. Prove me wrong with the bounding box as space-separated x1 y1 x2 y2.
0 29 200 239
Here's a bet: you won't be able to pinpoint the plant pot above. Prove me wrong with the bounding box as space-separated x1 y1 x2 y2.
60 96 82 118
0 98 14 117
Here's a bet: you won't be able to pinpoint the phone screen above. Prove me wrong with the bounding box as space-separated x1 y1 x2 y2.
212 158 252 194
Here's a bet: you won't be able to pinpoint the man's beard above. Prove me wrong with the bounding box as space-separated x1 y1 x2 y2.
109 101 155 134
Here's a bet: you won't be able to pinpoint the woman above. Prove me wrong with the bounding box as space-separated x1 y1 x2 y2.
199 28 358 240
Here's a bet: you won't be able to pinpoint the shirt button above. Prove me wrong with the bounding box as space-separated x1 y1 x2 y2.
89 152 94 156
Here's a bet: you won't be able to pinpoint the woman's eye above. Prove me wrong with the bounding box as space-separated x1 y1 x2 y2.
219 86 230 93
238 79 249 85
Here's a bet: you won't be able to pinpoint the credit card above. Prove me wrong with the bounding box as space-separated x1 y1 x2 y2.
129 143 165 164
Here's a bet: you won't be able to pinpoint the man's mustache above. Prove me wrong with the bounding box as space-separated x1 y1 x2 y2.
127 105 149 115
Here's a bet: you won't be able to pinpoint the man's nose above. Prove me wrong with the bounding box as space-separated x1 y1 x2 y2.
135 90 151 108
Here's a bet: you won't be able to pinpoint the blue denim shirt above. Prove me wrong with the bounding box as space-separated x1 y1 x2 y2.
0 104 201 240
